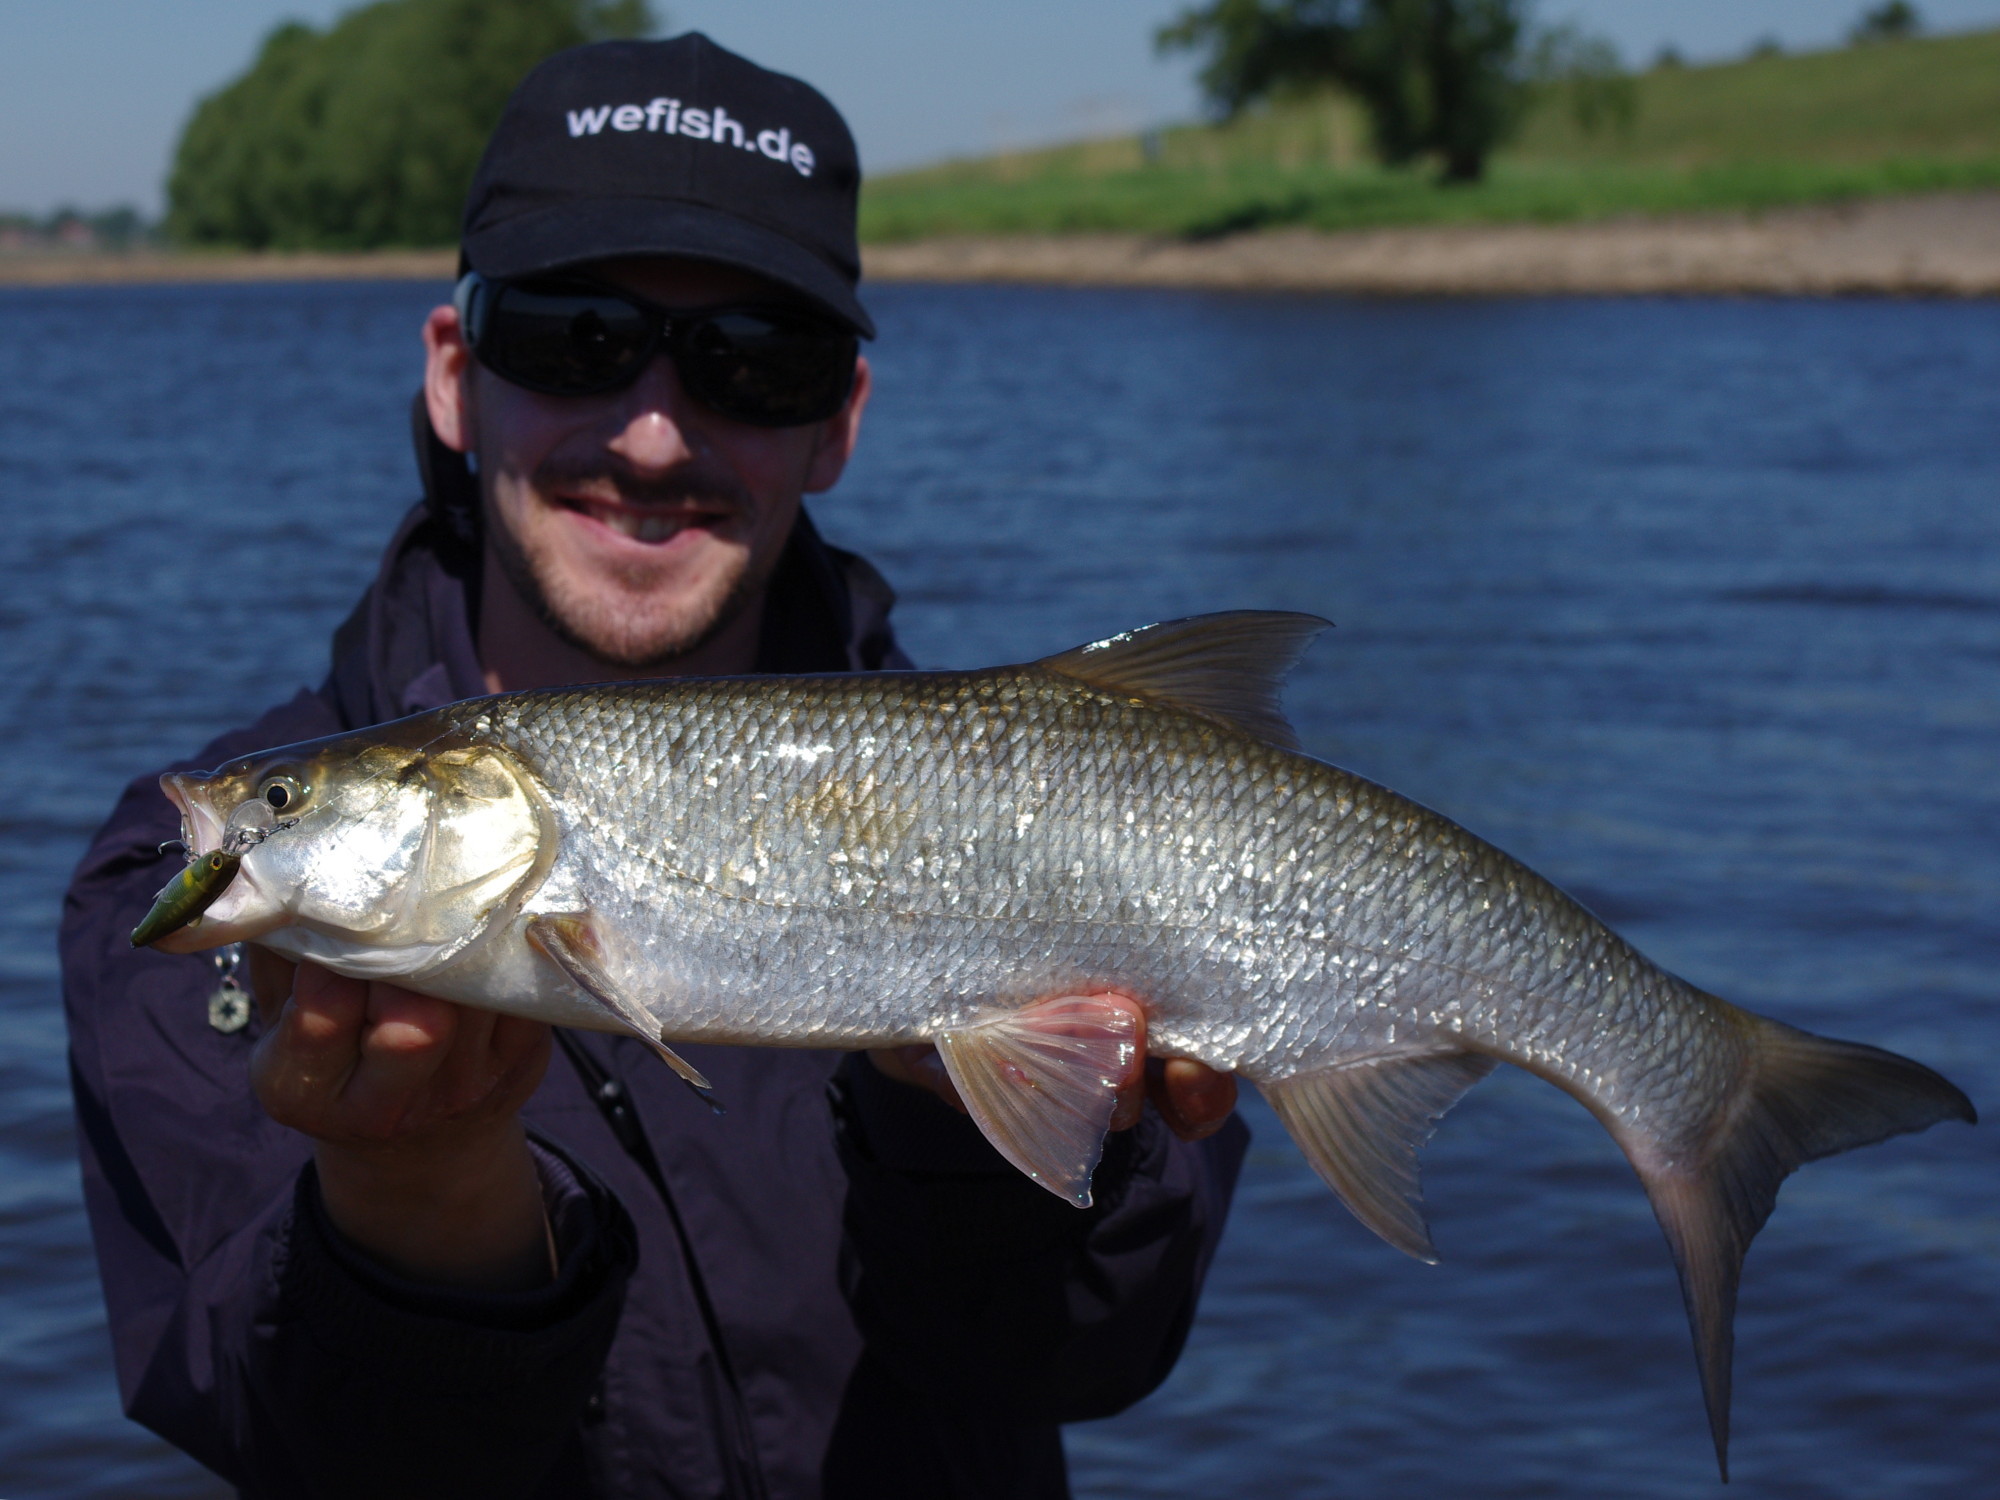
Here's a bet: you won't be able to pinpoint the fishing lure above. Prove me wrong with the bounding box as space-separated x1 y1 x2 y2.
130 802 294 950
130 848 241 949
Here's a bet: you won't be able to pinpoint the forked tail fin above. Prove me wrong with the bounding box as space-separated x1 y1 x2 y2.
1264 1024 1973 1479
1635 1018 1974 1480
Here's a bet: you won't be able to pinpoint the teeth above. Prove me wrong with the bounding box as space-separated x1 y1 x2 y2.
588 506 683 544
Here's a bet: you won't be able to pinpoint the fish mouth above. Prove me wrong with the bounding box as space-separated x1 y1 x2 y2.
142 772 282 952
161 773 225 854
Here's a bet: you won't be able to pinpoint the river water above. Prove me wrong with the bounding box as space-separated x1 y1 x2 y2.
0 279 1992 1498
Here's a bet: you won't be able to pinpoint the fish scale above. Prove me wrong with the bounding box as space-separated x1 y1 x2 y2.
459 664 1760 1137
137 610 1973 1476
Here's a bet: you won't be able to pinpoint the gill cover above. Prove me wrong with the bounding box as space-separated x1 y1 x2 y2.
154 731 548 979
255 742 546 977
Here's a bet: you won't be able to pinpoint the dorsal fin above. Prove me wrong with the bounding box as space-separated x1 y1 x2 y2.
1039 611 1329 750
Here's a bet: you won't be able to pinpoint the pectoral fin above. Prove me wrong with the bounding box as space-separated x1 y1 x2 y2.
526 913 720 1111
1263 1049 1497 1263
934 994 1141 1207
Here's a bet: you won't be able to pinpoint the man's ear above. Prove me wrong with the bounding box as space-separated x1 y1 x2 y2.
802 354 871 494
422 304 476 454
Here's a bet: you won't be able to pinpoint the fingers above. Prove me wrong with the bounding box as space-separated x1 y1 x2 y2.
251 960 368 1128
429 1008 551 1121
245 945 297 1028
417 997 499 1114
246 962 555 1292
485 1013 555 1110
336 985 463 1134
1105 995 1148 1132
251 962 548 1148
1148 1057 1239 1142
1062 992 1233 1140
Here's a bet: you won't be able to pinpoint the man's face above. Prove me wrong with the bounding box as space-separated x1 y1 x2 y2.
427 258 869 669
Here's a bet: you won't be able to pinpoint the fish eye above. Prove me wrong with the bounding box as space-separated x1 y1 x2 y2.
259 774 307 812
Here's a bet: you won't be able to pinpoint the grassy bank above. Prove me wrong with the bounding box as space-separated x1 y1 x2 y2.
860 28 2000 242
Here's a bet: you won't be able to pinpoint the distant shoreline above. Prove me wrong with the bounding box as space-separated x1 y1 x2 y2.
863 193 2000 297
0 248 457 286
7 193 2000 297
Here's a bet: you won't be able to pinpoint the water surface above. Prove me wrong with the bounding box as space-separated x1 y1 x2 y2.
0 280 1992 1497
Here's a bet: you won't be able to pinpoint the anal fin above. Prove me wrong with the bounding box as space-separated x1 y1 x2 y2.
935 994 1142 1207
526 913 720 1112
1263 1049 1496 1262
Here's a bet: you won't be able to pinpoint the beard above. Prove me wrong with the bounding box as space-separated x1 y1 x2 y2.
486 466 780 670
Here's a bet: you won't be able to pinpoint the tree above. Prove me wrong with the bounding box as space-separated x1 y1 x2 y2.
1156 0 1531 182
1526 23 1635 141
1154 0 1353 119
1851 2 1922 43
167 0 656 250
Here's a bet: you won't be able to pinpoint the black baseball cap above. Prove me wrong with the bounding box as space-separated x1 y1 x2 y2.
462 33 874 338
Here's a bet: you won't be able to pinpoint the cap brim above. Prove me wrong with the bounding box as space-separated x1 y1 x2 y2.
465 197 875 338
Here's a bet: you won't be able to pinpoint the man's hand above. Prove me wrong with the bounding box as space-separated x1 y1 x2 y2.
869 993 1238 1143
248 952 554 1292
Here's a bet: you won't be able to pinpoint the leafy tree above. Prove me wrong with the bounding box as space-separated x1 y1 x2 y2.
1851 2 1922 43
1154 0 1352 118
1525 23 1634 140
1156 0 1531 182
168 0 656 250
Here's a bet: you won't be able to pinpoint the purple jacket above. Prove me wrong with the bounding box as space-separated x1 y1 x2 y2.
62 493 1248 1500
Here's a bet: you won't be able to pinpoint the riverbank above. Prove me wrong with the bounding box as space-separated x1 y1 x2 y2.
862 192 2000 297
6 193 2000 296
0 248 456 286
860 30 2000 245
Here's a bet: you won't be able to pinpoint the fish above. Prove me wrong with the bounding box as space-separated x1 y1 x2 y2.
135 610 1973 1474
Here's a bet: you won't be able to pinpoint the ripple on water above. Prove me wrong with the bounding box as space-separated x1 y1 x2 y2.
3 282 1995 1497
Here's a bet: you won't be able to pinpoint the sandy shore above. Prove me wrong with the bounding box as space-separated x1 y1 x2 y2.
0 248 457 286
7 193 2000 295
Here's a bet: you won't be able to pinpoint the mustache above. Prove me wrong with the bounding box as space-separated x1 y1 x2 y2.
533 457 752 512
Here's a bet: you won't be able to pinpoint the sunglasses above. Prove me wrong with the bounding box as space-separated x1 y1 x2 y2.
454 272 860 427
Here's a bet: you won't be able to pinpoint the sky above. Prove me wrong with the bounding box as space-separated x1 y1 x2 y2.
5 0 2000 217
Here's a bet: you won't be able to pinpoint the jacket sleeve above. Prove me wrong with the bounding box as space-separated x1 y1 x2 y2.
61 692 637 1499
830 1052 1247 1425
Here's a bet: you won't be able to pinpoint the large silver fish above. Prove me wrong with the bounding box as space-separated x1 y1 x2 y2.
138 612 1972 1473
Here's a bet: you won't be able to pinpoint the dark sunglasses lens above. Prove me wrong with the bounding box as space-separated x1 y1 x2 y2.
483 284 653 394
677 311 857 426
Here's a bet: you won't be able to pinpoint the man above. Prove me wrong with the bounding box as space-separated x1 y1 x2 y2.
62 33 1246 1500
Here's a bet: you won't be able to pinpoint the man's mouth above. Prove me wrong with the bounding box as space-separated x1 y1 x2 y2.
559 496 732 545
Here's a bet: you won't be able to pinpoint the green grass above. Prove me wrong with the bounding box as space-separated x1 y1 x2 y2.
860 29 2000 242
1514 27 2000 165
